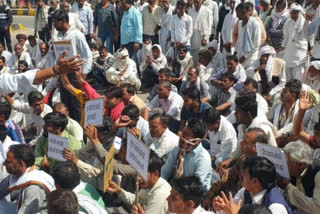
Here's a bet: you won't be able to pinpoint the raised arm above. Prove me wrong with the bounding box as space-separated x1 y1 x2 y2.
292 91 313 144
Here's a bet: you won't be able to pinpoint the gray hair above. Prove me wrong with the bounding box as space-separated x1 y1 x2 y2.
283 141 313 166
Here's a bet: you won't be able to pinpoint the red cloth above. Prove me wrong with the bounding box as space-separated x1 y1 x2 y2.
81 81 124 121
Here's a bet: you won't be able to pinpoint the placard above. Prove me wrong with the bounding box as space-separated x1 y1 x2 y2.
84 98 104 128
53 40 76 59
256 143 290 179
104 144 115 192
126 132 150 181
48 133 68 161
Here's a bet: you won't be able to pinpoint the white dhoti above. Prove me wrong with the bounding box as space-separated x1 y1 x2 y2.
191 30 203 63
160 28 171 55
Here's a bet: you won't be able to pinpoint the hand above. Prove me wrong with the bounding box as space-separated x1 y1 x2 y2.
306 13 314 21
212 80 225 88
75 69 84 84
34 30 38 37
264 94 272 103
107 180 122 195
63 148 78 164
131 204 145 214
223 43 231 52
255 64 266 72
92 33 97 40
84 124 100 144
114 115 132 129
201 39 207 46
40 155 50 170
129 127 141 138
216 158 232 172
56 52 84 75
217 167 230 179
166 36 171 42
146 56 153 64
148 5 153 13
213 195 225 211
220 192 242 214
307 49 313 56
133 42 140 51
299 91 312 111
175 42 182 48
4 26 8 31
239 56 246 63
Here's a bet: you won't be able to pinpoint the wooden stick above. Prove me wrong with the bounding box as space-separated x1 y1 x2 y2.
134 173 139 205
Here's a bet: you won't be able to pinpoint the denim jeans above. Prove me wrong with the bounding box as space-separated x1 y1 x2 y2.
99 31 114 54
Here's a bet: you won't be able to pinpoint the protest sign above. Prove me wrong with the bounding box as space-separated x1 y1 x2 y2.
104 144 115 192
256 143 290 179
53 40 76 59
48 133 68 161
126 132 150 181
84 98 104 128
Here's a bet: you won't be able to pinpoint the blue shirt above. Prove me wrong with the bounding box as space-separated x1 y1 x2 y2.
181 102 212 121
76 6 94 35
93 3 117 33
161 144 212 193
120 6 143 45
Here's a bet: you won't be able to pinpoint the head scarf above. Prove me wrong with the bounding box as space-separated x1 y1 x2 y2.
116 48 129 72
151 44 165 65
258 45 276 82
307 61 320 81
289 3 305 42
207 40 219 51
271 0 288 29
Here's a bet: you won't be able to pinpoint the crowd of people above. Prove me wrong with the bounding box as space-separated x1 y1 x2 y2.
0 0 320 213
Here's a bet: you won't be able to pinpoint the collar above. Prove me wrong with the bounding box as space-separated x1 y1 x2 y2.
148 177 165 195
251 189 267 204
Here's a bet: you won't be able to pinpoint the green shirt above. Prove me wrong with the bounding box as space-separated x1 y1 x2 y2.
34 131 83 169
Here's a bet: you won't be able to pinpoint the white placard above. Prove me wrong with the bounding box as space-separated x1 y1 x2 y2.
126 132 150 181
84 98 104 128
256 143 290 179
48 133 68 161
53 40 76 59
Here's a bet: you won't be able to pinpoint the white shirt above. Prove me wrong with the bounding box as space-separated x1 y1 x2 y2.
66 117 84 143
189 6 213 46
0 66 10 74
256 93 269 115
0 136 19 180
147 91 184 121
170 13 193 46
35 52 56 70
0 69 38 96
7 52 33 72
203 0 218 34
11 102 52 135
208 116 237 160
145 128 179 160
25 39 43 61
216 187 288 214
192 206 215 214
56 27 92 74
0 50 12 62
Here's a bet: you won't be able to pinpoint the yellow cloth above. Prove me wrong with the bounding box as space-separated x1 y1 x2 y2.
73 88 85 127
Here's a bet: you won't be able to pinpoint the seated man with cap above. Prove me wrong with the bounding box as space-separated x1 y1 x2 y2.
246 45 286 101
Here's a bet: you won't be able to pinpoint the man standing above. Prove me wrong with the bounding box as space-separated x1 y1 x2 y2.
53 9 92 123
189 0 212 61
235 2 261 69
0 0 12 52
120 0 143 60
34 0 50 43
170 1 193 53
93 0 118 53
141 0 161 45
71 0 94 44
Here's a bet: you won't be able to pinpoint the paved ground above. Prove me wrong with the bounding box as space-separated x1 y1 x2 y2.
10 16 149 101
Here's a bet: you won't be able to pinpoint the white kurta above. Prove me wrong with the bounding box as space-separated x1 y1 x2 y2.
221 11 238 55
189 6 213 60
236 17 261 69
106 58 141 90
159 5 175 54
203 0 218 35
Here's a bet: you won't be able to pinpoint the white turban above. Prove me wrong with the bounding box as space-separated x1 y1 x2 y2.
289 3 304 13
258 45 276 58
116 48 129 59
310 61 320 70
207 40 219 51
